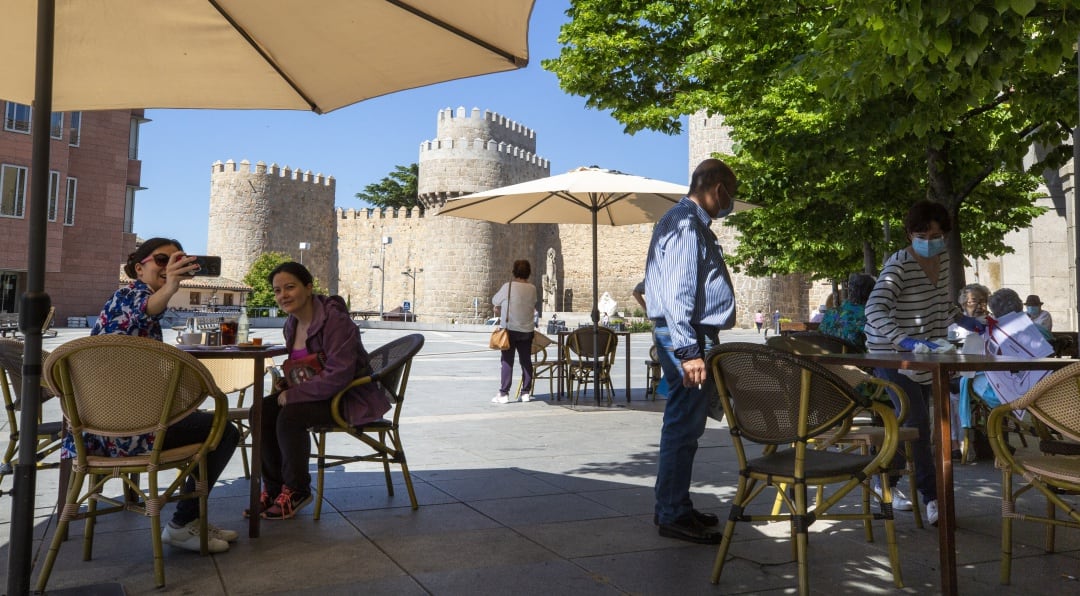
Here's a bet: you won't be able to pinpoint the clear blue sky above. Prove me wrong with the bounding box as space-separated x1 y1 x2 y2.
134 1 689 254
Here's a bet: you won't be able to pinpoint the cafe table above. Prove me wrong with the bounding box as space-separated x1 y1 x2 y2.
180 343 287 538
556 328 631 404
800 351 1073 596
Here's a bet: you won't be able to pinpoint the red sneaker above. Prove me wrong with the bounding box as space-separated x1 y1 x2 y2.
261 485 312 520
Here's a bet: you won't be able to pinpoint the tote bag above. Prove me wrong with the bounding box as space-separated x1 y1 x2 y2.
489 280 512 350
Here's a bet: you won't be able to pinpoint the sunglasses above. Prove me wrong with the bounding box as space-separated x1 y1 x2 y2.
140 253 171 267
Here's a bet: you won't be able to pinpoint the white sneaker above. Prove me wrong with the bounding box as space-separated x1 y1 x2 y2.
207 522 239 543
495 395 520 404
520 393 532 402
871 480 913 511
926 500 939 526
162 520 229 553
491 393 508 403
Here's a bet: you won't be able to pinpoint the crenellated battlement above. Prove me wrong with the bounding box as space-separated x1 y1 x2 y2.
418 138 549 169
436 106 534 139
210 159 336 188
336 206 426 220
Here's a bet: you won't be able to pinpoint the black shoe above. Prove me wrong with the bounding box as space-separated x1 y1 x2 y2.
658 515 722 544
653 509 719 527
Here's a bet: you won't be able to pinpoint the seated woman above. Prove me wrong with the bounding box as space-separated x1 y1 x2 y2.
255 262 390 519
65 238 241 553
818 272 875 348
947 283 990 458
957 288 1054 434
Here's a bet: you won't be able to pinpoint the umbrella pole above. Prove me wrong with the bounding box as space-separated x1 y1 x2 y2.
591 207 601 406
7 2 55 594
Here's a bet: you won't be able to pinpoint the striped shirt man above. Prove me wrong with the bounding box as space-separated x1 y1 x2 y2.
864 248 960 384
645 197 735 360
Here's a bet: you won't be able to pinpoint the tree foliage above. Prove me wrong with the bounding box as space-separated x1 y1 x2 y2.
243 251 325 308
355 163 421 212
543 1 1079 291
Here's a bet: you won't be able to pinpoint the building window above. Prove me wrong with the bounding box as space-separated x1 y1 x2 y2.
50 113 63 140
1 165 28 218
189 292 201 306
64 178 77 226
223 293 234 306
47 171 60 222
4 103 31 134
123 186 136 233
128 116 143 160
68 112 81 146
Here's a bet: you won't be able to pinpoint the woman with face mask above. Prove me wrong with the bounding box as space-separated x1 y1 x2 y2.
1023 294 1052 331
863 201 983 527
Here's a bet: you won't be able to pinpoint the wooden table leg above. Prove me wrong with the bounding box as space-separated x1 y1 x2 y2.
932 368 958 595
248 355 265 539
624 333 631 402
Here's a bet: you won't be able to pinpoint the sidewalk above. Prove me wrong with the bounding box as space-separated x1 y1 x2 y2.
2 326 1078 594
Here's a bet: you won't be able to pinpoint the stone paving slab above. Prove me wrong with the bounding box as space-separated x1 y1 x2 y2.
1 326 1079 594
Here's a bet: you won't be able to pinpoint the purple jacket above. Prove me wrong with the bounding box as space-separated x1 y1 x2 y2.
282 295 391 426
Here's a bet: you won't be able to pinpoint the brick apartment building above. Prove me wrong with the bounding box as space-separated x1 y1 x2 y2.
1 100 145 324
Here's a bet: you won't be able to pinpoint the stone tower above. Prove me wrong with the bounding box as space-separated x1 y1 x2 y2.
414 107 551 321
688 111 825 323
208 159 337 295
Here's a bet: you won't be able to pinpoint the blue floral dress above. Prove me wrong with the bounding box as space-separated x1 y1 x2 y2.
61 280 163 459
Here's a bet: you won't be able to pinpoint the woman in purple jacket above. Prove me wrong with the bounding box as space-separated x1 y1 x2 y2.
253 262 390 519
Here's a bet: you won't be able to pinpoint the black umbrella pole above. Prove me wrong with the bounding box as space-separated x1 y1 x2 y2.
8 1 55 594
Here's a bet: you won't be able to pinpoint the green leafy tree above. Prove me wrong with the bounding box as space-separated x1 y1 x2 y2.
543 1 1075 293
243 252 326 308
355 163 421 212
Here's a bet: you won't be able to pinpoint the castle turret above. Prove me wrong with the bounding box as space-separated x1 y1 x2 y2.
208 159 337 294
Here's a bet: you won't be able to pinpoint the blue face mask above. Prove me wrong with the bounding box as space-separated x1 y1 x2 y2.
912 236 946 257
714 204 733 219
1026 306 1040 316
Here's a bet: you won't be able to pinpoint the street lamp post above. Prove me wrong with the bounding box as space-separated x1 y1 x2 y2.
402 266 422 321
376 236 391 319
298 242 311 265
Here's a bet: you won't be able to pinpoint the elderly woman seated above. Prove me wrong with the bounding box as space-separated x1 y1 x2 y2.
957 288 1054 443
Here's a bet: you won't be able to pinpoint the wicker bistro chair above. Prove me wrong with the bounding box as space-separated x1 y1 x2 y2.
563 326 617 406
787 330 867 354
766 334 924 529
987 360 1080 585
309 333 425 519
644 345 662 400
36 335 230 591
0 339 64 496
198 359 275 479
526 336 562 399
707 343 903 594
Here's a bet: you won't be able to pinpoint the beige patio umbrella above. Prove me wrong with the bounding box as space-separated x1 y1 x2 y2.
2 2 534 592
439 166 753 403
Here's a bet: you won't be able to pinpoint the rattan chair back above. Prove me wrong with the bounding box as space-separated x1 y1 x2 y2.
44 335 219 439
788 330 866 354
0 338 53 410
1005 360 1080 443
367 333 425 405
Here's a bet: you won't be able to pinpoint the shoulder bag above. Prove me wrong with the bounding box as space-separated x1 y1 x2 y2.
489 280 512 350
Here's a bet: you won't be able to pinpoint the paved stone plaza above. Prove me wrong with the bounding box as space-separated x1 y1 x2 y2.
1 326 1078 594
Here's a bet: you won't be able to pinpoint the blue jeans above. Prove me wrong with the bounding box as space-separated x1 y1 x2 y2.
873 367 937 503
653 324 716 524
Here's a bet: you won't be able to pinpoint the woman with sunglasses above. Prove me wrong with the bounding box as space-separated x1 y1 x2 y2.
70 237 241 553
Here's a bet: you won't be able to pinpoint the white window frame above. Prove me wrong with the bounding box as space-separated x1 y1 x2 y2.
0 164 28 218
47 170 60 222
64 177 77 226
50 112 63 140
4 102 31 134
68 111 82 146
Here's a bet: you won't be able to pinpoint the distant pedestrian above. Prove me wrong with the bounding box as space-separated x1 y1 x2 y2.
754 310 764 334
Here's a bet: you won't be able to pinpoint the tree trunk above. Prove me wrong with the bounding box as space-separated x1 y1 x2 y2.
926 143 966 299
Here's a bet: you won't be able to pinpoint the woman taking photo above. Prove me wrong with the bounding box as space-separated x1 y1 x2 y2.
491 259 537 404
255 261 389 519
70 237 241 553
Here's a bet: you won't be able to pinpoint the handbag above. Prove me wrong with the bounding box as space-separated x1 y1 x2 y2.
489 279 513 350
282 351 326 387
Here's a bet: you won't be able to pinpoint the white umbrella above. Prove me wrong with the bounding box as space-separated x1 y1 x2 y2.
439 166 753 403
2 2 534 592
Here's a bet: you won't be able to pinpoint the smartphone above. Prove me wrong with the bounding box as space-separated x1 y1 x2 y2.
187 256 221 277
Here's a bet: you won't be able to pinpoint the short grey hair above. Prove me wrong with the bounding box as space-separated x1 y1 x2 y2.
957 283 990 306
988 288 1023 318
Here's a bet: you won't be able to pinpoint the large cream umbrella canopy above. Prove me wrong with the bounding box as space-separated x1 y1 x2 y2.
3 2 534 592
439 166 753 404
2 0 534 113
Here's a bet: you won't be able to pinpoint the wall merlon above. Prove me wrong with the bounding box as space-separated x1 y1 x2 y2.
209 160 333 187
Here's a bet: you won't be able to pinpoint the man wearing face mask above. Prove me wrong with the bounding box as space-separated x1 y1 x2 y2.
1024 294 1052 332
864 200 983 527
644 158 737 544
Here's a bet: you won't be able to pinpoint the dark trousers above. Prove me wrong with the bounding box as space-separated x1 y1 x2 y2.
161 411 240 526
258 394 335 496
873 367 938 503
499 330 534 394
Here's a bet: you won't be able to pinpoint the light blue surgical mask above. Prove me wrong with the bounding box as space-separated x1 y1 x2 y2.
1026 306 1040 316
912 236 946 257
